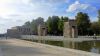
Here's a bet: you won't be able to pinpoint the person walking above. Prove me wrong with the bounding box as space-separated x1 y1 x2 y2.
94 34 97 40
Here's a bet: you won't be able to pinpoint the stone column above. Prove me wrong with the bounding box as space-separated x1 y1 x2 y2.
63 20 78 38
63 20 78 47
37 25 47 43
38 25 47 36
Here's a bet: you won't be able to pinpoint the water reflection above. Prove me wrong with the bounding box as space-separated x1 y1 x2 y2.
63 40 100 54
31 39 100 54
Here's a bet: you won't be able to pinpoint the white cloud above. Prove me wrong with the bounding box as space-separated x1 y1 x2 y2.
0 0 32 17
66 1 96 12
0 0 68 17
0 0 98 33
0 0 32 33
0 0 68 33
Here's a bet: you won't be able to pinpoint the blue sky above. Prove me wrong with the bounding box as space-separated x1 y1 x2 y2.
0 0 100 33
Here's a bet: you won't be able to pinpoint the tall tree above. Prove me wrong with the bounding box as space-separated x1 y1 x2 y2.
46 16 60 35
30 17 44 34
46 16 52 34
23 21 31 27
58 16 68 35
30 19 35 31
76 12 90 35
63 17 69 22
91 22 100 35
97 10 100 35
98 10 100 24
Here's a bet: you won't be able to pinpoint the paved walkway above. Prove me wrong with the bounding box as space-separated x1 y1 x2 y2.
0 39 100 56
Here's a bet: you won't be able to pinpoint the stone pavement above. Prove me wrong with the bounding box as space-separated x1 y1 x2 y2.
0 39 100 56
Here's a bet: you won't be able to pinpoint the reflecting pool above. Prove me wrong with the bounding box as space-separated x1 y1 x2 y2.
44 40 100 54
25 39 100 54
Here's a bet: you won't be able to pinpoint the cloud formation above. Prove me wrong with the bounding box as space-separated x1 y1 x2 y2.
0 0 68 33
0 0 99 33
66 1 97 13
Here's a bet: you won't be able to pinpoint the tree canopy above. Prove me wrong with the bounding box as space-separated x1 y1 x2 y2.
76 12 90 35
46 16 60 35
58 16 68 35
23 11 100 36
98 10 100 26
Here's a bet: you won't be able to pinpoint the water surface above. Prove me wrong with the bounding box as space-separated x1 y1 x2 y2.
26 39 100 54
42 40 100 54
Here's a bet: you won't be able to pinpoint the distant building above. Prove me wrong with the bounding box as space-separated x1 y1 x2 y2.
12 26 33 35
7 26 33 38
7 29 20 38
0 33 7 37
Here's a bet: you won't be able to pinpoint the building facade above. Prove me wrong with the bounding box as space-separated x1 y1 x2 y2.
7 26 33 38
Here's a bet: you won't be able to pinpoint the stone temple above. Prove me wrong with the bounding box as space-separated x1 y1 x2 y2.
63 19 78 38
37 19 78 38
38 24 47 36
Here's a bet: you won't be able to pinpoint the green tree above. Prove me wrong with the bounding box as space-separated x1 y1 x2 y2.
63 17 69 22
23 21 31 27
98 10 100 24
97 10 100 35
58 16 64 32
30 19 35 32
58 16 68 35
46 16 60 35
91 22 100 35
30 17 44 34
46 17 52 34
75 12 91 35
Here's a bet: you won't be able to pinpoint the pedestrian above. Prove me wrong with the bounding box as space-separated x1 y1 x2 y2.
94 34 97 39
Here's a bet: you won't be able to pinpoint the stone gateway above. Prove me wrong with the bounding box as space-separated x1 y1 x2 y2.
63 20 78 38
